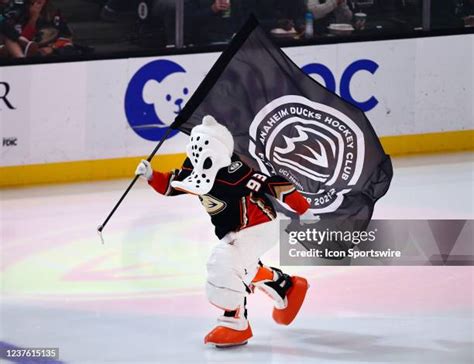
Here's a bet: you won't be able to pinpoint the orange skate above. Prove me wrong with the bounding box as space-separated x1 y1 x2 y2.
204 323 253 348
205 302 253 347
253 266 309 325
272 276 309 325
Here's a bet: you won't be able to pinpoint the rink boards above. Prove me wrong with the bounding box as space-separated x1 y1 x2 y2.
0 33 472 186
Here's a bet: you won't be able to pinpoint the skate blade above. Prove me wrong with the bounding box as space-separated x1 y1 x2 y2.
215 341 248 348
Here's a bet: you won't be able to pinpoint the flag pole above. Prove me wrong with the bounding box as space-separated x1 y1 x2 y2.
97 127 174 243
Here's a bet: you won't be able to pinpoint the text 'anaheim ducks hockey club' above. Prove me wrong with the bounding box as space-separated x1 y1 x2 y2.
249 95 365 213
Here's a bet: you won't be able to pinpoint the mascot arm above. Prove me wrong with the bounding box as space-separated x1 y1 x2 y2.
148 158 193 196
148 170 184 196
265 176 310 215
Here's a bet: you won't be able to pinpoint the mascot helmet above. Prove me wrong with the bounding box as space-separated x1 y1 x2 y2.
171 115 234 195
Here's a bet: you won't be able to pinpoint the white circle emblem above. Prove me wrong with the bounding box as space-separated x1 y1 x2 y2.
249 95 365 213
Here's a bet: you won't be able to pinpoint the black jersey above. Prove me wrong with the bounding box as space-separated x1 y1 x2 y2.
149 155 309 239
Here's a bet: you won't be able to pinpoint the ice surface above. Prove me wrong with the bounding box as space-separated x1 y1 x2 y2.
1 152 473 363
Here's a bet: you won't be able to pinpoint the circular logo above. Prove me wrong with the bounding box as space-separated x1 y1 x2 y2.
249 95 365 213
125 60 191 141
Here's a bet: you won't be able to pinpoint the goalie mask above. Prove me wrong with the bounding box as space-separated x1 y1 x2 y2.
171 115 234 195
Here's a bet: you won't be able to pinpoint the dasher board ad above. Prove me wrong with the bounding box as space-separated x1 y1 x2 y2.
1 34 472 167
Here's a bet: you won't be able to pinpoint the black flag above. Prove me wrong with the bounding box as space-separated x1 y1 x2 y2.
172 16 392 231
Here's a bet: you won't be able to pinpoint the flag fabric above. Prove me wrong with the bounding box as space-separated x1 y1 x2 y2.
172 15 393 230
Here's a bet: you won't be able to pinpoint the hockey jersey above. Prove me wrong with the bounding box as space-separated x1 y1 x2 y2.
149 155 309 239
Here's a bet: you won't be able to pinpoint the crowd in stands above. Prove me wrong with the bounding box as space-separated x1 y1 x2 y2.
1 0 472 60
182 0 473 45
0 0 89 58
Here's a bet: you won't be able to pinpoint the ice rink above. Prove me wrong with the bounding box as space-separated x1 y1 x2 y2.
1 152 473 363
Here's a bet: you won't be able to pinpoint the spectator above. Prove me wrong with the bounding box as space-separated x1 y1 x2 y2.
451 0 474 27
0 0 39 57
22 0 75 56
0 21 28 58
253 0 306 34
463 0 474 26
185 0 252 45
348 0 422 33
307 0 353 33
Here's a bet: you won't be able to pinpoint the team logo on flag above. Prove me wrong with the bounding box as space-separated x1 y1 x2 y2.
249 95 365 213
174 16 392 228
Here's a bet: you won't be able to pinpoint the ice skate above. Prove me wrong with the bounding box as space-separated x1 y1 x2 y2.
253 266 309 325
204 309 253 348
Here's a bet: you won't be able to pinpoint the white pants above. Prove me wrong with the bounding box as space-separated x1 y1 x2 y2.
206 219 280 310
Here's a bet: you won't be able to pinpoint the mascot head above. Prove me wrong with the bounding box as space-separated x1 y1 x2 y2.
171 115 234 195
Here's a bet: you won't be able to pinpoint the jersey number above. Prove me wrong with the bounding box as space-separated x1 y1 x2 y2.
246 173 267 192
